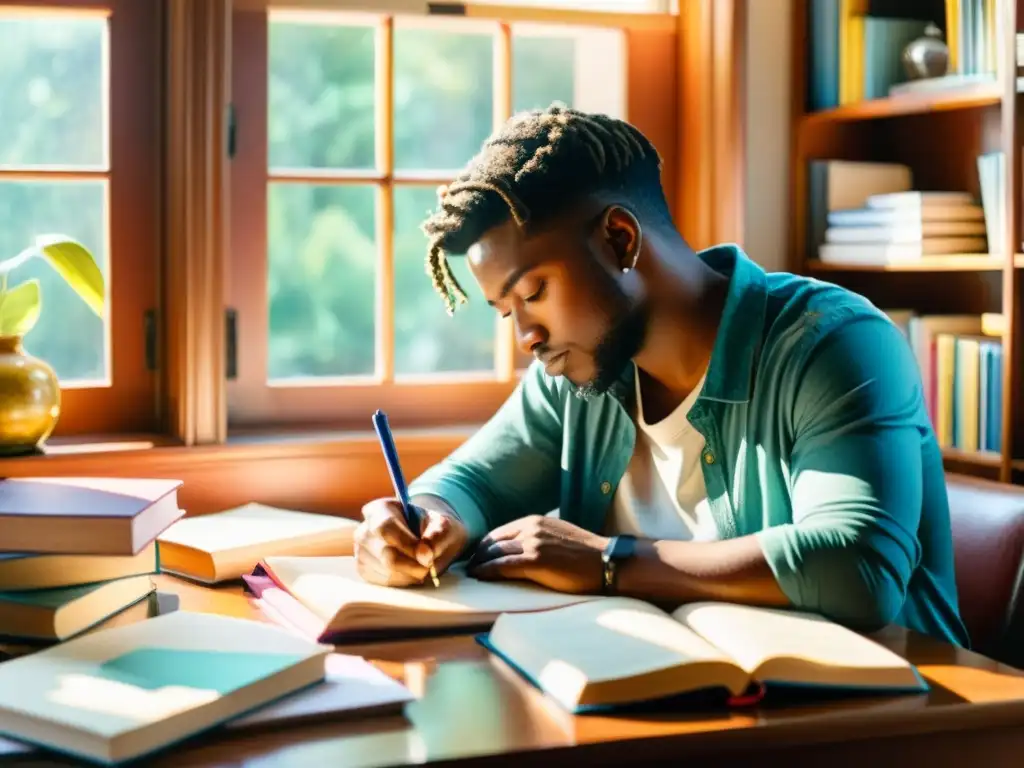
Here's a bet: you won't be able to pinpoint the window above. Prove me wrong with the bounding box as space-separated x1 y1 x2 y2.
0 0 159 435
230 7 674 430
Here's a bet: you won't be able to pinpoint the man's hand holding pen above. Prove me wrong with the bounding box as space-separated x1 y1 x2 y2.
355 499 468 587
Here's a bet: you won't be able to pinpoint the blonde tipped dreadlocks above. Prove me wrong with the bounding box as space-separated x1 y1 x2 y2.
420 103 664 316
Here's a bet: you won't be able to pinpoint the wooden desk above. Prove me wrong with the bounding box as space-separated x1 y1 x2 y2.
7 575 1024 767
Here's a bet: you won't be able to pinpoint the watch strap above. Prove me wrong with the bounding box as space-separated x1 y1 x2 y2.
601 535 636 594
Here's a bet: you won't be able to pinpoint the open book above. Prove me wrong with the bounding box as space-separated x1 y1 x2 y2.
479 598 928 713
243 556 603 642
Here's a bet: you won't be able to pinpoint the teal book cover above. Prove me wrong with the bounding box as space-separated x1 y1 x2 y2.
0 611 329 765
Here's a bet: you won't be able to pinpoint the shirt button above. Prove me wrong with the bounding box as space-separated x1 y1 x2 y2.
703 450 715 465
600 481 612 494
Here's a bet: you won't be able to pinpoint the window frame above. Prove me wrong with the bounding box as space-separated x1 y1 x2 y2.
0 0 161 436
228 6 679 430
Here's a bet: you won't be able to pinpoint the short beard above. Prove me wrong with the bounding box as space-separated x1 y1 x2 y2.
571 296 649 401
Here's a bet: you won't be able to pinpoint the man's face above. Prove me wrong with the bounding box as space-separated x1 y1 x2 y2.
466 206 649 398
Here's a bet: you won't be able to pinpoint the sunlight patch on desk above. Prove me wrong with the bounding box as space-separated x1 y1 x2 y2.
918 664 1024 702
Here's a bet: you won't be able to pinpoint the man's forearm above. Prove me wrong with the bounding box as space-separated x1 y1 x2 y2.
614 535 791 607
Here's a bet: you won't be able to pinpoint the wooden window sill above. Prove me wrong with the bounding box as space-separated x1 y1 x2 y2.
1 428 474 515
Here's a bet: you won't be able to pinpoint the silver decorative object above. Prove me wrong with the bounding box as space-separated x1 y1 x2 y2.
902 23 950 80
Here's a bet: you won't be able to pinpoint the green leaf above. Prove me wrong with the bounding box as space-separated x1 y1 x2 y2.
35 235 105 317
0 279 41 337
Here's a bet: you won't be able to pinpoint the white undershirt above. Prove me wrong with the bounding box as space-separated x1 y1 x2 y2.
605 367 718 541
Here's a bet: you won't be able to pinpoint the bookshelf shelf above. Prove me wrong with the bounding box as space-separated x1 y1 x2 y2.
942 447 1002 467
806 255 1024 273
800 82 1003 128
791 0 1022 485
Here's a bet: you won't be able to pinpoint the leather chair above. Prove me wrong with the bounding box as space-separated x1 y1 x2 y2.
946 473 1024 668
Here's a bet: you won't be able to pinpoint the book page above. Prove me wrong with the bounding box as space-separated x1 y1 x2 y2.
158 504 356 554
488 598 749 710
264 556 602 626
673 602 923 690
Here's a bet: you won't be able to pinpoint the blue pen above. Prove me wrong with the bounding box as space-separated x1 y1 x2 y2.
372 409 440 587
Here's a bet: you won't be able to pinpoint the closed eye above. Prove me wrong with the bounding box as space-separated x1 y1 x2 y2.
498 281 546 319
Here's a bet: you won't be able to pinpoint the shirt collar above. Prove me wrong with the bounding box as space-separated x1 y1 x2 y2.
609 243 767 406
698 243 768 404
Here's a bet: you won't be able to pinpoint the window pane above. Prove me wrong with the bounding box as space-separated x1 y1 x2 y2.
0 14 106 168
511 24 626 118
509 24 627 372
512 34 575 112
0 181 108 382
268 19 375 170
393 186 495 376
268 184 376 379
394 26 493 171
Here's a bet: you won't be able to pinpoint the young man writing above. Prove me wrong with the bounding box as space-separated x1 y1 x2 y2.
354 104 969 646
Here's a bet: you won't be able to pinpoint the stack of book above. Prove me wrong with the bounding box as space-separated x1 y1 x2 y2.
807 154 1005 267
885 310 1003 455
819 190 988 265
0 477 184 645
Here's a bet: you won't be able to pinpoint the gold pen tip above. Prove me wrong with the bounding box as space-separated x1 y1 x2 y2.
429 565 440 588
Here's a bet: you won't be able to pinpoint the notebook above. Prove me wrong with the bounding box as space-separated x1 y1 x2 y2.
479 598 928 713
225 652 413 729
0 575 156 642
0 611 330 765
0 543 159 591
0 477 183 555
157 503 357 583
243 556 604 642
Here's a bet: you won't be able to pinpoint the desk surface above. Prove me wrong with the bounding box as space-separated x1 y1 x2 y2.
7 575 1024 767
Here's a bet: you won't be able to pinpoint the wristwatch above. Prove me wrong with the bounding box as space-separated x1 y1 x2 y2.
601 535 636 594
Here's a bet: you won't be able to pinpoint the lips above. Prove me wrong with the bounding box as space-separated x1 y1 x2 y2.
541 351 569 376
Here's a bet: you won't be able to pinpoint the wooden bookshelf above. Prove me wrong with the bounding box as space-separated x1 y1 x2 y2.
800 81 1003 127
789 0 1023 485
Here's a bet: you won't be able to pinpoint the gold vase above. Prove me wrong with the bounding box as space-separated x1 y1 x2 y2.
0 336 60 456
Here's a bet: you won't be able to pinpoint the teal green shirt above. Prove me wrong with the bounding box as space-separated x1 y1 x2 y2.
410 244 970 647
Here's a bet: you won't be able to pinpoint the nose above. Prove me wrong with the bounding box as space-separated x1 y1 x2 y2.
513 310 547 356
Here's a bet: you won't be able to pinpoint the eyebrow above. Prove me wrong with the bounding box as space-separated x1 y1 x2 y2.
487 265 536 307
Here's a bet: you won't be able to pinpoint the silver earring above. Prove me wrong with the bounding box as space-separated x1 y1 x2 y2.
622 229 642 273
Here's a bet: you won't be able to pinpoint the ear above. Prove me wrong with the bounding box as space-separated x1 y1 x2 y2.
599 206 642 272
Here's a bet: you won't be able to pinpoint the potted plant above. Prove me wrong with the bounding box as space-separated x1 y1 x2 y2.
0 235 104 456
